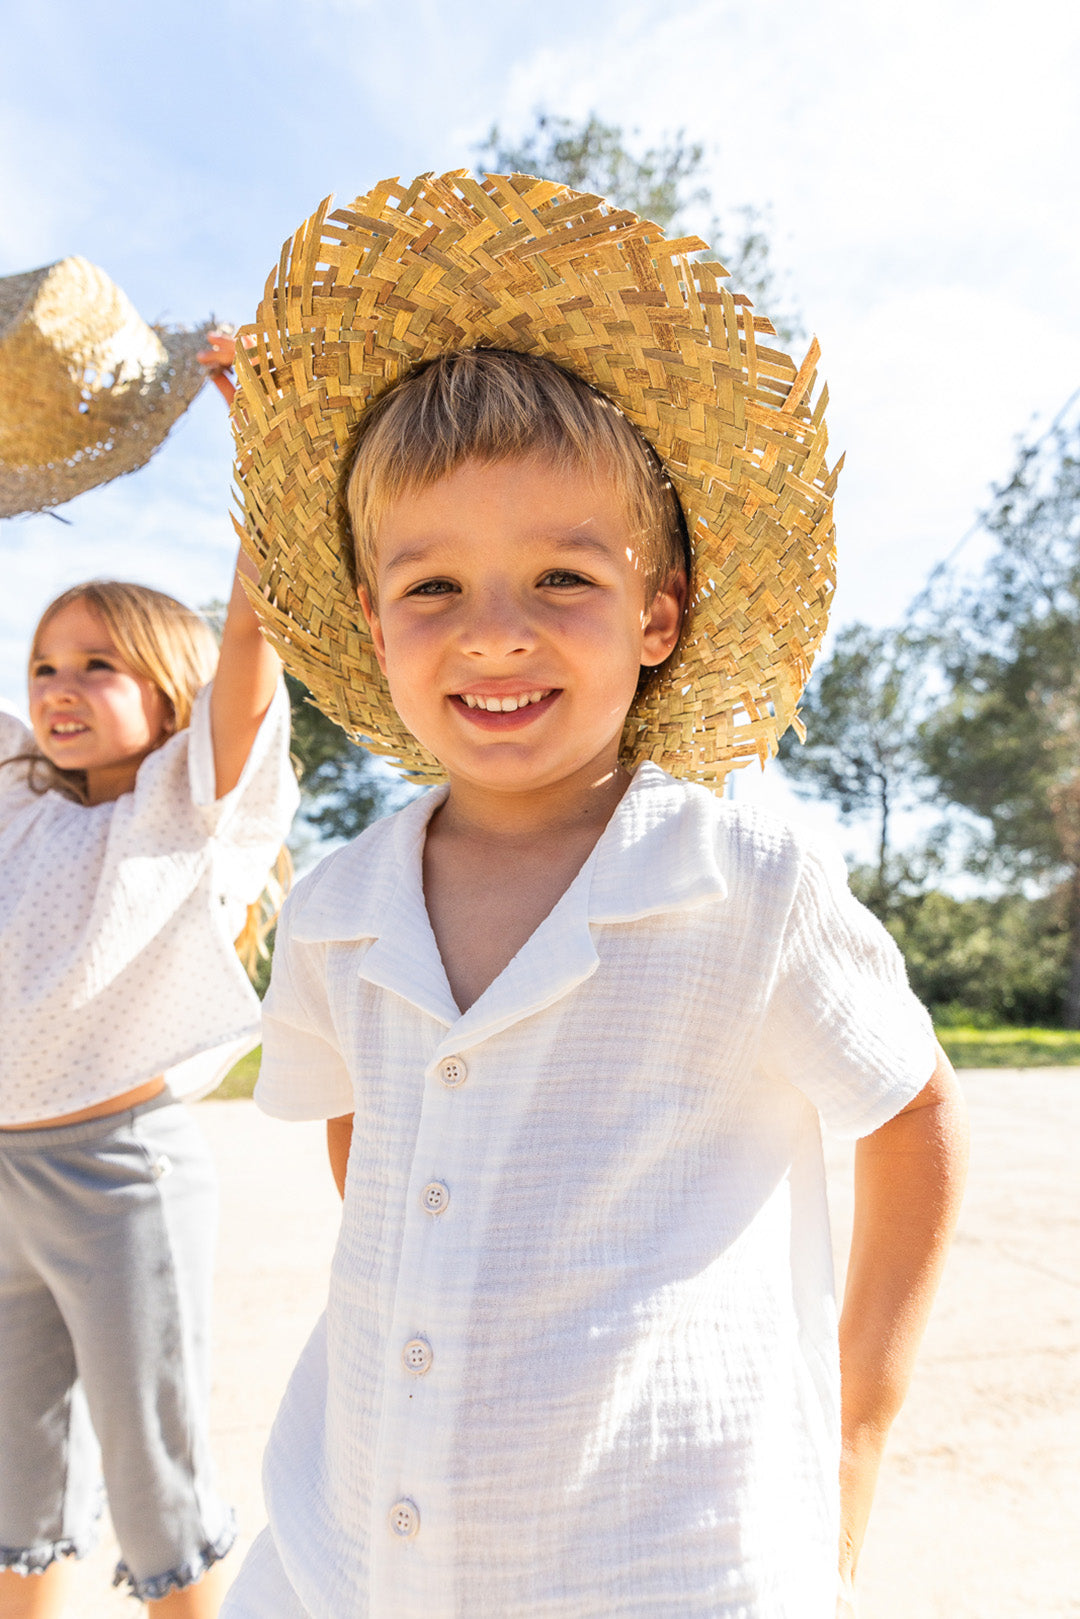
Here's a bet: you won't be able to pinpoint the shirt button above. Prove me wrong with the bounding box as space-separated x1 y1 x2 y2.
389 1499 420 1538
421 1181 450 1215
402 1337 433 1375
437 1055 468 1088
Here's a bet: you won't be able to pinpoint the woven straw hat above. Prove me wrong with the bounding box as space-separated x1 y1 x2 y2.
0 256 213 518
232 170 841 786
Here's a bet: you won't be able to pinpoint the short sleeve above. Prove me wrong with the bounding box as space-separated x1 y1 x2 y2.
186 678 299 840
757 839 937 1139
0 708 37 835
255 898 355 1121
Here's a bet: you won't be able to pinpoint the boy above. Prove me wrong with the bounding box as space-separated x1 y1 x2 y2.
223 174 967 1619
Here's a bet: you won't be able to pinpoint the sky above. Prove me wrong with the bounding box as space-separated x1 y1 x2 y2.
1 0 1078 842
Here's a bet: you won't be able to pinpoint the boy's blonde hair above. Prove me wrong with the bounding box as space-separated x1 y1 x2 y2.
346 348 689 600
21 580 288 976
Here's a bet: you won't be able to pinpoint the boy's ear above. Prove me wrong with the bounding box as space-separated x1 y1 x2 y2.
357 586 388 675
640 569 688 668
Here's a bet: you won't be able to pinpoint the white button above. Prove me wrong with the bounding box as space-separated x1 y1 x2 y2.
437 1055 468 1088
421 1181 449 1215
402 1337 433 1375
389 1498 420 1538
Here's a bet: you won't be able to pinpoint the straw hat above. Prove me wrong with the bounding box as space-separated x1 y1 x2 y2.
232 170 841 787
0 256 213 518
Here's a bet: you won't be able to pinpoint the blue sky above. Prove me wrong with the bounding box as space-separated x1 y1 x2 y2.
2 0 1078 834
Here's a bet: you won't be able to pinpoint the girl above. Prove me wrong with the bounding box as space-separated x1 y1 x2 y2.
0 552 299 1618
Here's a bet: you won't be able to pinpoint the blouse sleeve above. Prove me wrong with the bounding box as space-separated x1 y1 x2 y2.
122 676 300 906
255 894 355 1122
757 838 937 1139
0 708 37 836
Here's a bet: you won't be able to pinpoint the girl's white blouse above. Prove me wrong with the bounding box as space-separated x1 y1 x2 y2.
243 764 937 1619
0 683 298 1123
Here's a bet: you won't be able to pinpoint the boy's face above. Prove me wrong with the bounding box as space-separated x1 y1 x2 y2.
359 455 684 800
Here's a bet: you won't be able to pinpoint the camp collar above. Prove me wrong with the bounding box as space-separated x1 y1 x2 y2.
288 762 728 1051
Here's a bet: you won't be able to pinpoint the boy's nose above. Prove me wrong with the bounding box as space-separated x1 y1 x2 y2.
459 589 537 657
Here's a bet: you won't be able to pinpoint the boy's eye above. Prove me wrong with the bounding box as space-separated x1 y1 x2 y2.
31 662 56 678
540 569 590 588
406 579 457 597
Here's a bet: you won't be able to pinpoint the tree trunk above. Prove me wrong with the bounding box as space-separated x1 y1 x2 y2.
871 774 890 918
1064 868 1080 1030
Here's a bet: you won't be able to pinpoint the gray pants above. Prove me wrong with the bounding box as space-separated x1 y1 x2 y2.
0 1094 235 1601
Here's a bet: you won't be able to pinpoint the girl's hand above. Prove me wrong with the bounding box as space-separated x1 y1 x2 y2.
197 330 253 407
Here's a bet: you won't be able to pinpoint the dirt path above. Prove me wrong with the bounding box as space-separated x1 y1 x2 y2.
60 1070 1080 1616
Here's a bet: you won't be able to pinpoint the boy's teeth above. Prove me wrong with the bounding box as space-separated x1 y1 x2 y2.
462 691 550 712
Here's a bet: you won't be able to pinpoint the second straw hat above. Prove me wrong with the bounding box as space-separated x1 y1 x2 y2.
0 256 213 519
232 170 841 786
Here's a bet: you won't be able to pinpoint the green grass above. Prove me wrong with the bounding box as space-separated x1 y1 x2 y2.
210 1028 1080 1099
214 1046 261 1099
935 1025 1080 1068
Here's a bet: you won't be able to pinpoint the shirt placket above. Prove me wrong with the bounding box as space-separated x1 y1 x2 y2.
369 1033 481 1617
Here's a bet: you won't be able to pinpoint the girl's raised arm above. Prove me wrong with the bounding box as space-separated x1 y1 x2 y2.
210 549 282 798
197 332 284 797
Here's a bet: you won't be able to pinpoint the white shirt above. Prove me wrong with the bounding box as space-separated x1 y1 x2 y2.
253 764 936 1619
0 682 298 1123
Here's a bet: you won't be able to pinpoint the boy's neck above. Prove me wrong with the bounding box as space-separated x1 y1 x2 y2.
422 760 634 1015
433 759 633 849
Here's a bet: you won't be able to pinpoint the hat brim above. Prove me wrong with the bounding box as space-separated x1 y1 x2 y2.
0 322 213 519
233 171 839 786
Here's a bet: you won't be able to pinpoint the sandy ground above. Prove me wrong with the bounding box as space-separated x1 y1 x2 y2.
57 1070 1080 1617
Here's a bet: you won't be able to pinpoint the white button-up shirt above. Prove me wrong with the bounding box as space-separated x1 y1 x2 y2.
251 764 936 1619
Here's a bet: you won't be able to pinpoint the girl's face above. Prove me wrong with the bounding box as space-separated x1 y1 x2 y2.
29 599 171 804
359 455 684 806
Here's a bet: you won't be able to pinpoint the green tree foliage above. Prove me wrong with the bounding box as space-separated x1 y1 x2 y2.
777 623 926 913
918 417 1080 1024
287 673 413 846
850 875 1071 1026
476 112 799 342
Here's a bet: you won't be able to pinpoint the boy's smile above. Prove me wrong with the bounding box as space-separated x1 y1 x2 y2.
359 455 684 805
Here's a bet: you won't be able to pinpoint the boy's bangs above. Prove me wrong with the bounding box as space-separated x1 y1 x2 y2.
346 350 685 595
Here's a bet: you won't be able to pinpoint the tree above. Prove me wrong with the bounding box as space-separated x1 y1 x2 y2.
476 112 799 342
917 415 1080 1025
777 622 928 914
286 673 413 848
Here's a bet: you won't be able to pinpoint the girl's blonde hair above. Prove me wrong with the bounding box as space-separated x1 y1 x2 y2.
346 348 689 601
17 579 289 977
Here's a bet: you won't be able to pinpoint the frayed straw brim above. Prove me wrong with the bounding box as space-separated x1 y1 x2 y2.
232 171 841 787
0 257 212 518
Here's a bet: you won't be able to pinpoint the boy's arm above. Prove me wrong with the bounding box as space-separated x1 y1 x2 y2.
327 1113 354 1199
838 1045 968 1599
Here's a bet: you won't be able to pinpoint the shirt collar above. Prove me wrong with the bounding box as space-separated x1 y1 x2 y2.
289 762 728 1047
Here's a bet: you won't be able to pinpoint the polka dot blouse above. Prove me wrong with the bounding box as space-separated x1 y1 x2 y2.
0 682 299 1124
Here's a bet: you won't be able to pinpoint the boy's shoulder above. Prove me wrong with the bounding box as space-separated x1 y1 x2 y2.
641 765 821 862
595 764 834 917
278 791 431 944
